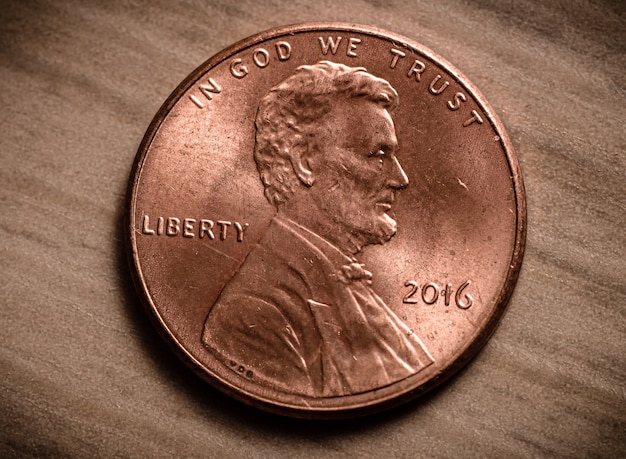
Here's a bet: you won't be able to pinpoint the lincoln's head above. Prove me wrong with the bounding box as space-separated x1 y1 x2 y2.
254 61 409 254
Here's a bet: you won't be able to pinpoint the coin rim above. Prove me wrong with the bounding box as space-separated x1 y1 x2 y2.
125 22 527 419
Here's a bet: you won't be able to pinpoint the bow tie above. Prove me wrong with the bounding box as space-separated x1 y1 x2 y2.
338 261 373 285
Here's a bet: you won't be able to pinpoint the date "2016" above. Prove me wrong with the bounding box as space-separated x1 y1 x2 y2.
403 280 473 309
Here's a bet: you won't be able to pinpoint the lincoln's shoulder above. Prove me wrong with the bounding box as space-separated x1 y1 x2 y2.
202 220 326 379
236 217 340 291
203 217 339 343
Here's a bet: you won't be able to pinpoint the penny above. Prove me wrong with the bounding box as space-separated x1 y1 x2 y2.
126 23 526 419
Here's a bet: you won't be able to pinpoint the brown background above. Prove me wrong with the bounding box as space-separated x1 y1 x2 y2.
1 0 624 457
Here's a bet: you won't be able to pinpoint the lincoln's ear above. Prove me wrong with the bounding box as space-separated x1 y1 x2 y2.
290 145 314 187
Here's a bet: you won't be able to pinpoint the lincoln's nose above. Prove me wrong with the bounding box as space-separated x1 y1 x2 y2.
387 156 410 190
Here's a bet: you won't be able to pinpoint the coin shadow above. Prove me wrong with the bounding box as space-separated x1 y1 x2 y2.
114 203 453 441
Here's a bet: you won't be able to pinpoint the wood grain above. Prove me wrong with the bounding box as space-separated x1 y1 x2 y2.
1 0 624 457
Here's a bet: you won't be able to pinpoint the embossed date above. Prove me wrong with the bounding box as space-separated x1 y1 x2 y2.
403 280 473 309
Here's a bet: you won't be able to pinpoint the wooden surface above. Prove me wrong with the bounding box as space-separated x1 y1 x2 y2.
1 0 624 457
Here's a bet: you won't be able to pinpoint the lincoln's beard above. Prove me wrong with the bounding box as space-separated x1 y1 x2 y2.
319 195 398 254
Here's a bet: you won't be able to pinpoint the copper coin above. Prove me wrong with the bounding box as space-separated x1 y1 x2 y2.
126 23 526 419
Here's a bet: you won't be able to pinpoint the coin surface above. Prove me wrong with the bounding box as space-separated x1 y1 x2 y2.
126 23 526 419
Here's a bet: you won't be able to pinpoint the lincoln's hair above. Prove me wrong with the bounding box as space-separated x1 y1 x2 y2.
254 60 399 208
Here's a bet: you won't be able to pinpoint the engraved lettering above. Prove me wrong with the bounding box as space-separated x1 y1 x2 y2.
217 220 231 241
347 37 361 57
463 110 484 127
142 215 155 235
166 217 180 236
230 58 248 79
390 48 406 69
443 283 452 306
447 92 467 111
183 218 196 238
234 222 249 242
199 77 222 101
275 41 292 61
253 48 270 68
189 95 204 109
403 281 419 304
421 282 440 305
455 280 473 309
407 59 426 81
227 359 253 379
140 215 247 241
318 36 342 55
404 279 474 309
199 219 215 240
429 75 450 95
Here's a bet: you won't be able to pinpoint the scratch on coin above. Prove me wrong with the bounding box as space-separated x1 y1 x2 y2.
457 178 469 191
203 244 240 263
